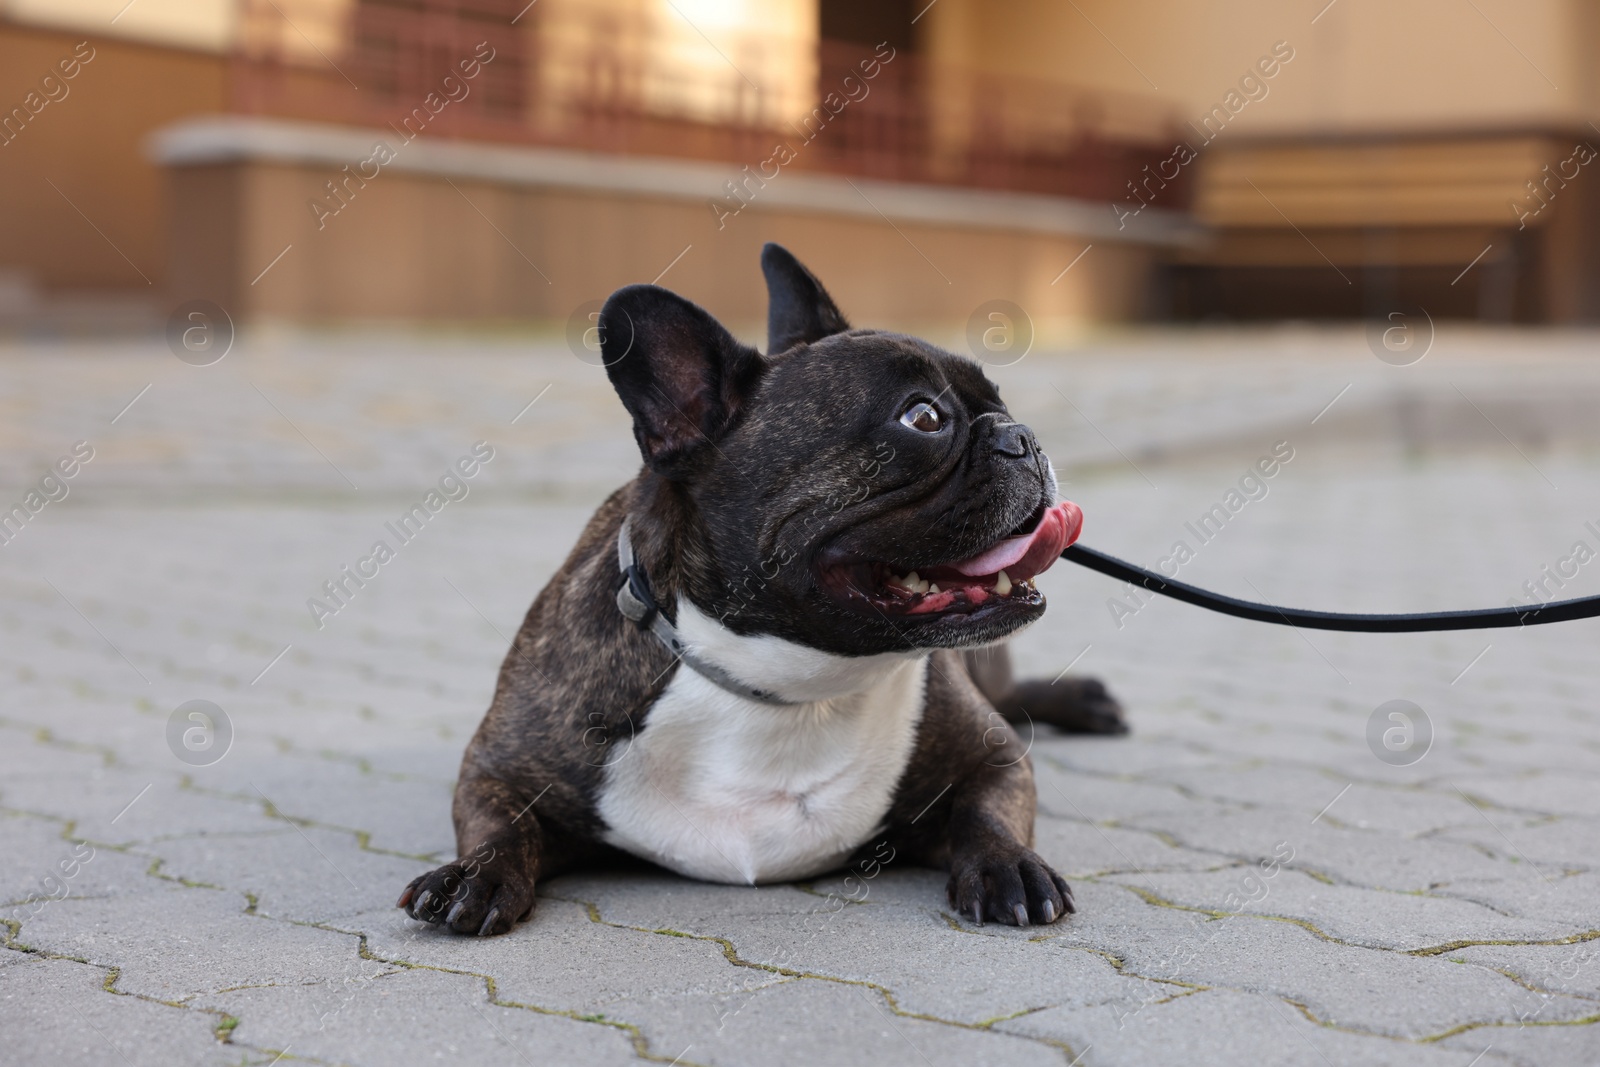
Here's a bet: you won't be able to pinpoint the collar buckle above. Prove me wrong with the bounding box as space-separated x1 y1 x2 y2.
615 561 658 629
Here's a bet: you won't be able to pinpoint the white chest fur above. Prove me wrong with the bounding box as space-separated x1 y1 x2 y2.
596 600 928 884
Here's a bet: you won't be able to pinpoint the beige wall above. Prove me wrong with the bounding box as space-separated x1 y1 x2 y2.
166 158 1149 333
916 0 1600 322
1183 134 1600 321
922 0 1594 137
0 22 226 292
1198 137 1569 228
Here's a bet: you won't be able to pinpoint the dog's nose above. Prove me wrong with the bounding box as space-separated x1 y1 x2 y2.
992 421 1034 459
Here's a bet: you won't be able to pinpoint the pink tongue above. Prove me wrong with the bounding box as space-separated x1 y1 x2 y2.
948 501 1083 580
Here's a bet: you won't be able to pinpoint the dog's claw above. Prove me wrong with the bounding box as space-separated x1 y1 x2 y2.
398 859 536 936
1055 871 1077 914
948 845 1072 927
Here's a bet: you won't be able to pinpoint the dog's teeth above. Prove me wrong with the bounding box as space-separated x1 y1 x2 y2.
906 571 920 586
995 570 1012 596
928 583 940 594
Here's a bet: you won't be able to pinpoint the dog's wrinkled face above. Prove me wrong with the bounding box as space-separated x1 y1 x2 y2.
601 244 1078 658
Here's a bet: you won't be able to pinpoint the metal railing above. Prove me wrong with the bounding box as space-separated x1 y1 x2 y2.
231 0 1193 205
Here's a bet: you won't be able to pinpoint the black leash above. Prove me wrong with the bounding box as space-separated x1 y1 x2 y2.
1061 544 1600 632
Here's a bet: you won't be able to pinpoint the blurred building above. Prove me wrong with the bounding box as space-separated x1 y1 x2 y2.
0 0 1596 328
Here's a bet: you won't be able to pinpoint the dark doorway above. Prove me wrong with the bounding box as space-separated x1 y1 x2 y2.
820 0 918 53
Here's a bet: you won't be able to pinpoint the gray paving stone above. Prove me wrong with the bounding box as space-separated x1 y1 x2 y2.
1436 1022 1600 1067
0 812 153 907
360 897 784 1017
560 869 1171 1028
1434 813 1600 873
1157 761 1401 814
1031 753 1238 822
1314 780 1509 836
7 331 1600 1063
999 986 1496 1066
1450 942 1600 1000
0 955 267 1066
1033 811 1238 879
1432 873 1600 930
1445 732 1600 778
193 963 645 1067
1450 771 1600 818
620 973 1069 1067
10 886 364 1003
1021 734 1223 777
189 754 457 859
1101 867 1583 951
0 755 275 847
1119 804 1527 891
149 829 432 923
1053 882 1596 1039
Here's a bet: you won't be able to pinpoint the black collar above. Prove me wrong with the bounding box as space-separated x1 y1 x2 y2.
614 518 791 705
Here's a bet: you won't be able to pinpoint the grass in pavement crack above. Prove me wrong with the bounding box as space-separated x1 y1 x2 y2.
0 917 300 1059
547 892 1088 1062
1117 881 1600 958
1097 890 1600 1043
178 776 442 863
1409 930 1600 957
303 919 708 1067
0 716 119 767
144 856 227 892
1283 993 1600 1044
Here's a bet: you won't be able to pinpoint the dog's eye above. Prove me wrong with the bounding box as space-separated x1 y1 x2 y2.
899 402 942 433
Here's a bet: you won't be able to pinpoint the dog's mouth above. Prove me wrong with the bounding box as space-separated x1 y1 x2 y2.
820 500 1083 618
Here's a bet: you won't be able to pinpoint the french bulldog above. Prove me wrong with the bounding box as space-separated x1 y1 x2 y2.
397 244 1126 936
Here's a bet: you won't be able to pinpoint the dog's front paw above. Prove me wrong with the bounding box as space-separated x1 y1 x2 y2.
947 845 1074 926
396 857 534 937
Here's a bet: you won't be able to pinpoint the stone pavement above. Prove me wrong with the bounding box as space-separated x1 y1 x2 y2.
3 326 1600 1066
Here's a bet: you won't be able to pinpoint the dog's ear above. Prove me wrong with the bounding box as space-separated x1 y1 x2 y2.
761 243 849 354
600 284 765 478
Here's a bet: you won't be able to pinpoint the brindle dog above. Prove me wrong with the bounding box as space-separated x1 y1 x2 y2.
398 244 1125 936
